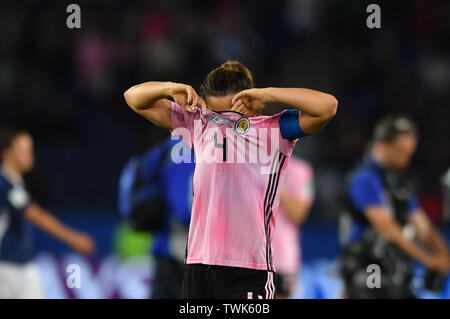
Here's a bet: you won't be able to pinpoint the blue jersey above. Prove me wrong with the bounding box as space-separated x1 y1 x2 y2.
0 168 34 264
346 158 420 242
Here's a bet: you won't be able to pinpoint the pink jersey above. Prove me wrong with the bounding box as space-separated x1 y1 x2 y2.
271 157 314 276
170 101 298 271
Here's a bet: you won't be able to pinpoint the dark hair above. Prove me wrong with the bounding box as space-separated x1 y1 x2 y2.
373 115 418 143
0 127 27 158
199 60 255 98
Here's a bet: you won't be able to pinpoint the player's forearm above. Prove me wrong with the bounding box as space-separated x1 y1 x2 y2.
25 204 78 246
263 87 338 119
124 81 173 110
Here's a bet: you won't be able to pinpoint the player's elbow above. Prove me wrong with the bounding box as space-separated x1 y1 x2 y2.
123 86 139 110
123 87 132 105
324 95 338 120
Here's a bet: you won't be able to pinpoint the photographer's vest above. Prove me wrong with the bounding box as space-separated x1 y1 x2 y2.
344 161 413 231
339 160 416 287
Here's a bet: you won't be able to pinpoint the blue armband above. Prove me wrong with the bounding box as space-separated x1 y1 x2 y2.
279 109 308 140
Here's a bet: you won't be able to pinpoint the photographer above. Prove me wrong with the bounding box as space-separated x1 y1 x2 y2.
339 116 450 298
119 137 195 298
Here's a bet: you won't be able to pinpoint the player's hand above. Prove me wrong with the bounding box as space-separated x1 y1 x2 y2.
168 83 206 113
231 88 267 117
426 253 450 274
69 232 96 256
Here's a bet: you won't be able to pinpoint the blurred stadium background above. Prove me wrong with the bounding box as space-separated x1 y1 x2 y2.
1 0 450 298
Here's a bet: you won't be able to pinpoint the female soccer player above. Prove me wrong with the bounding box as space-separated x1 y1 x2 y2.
124 61 337 299
0 129 95 298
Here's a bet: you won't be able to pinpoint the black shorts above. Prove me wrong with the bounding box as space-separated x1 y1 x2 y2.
181 264 276 299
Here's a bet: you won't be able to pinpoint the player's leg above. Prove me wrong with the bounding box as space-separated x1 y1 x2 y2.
19 262 45 299
181 264 212 299
0 261 21 298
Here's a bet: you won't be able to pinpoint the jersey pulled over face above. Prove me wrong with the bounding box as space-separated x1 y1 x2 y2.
170 102 299 271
